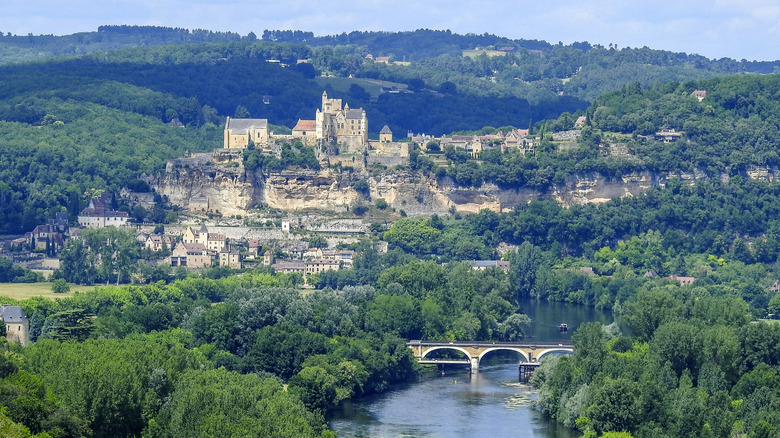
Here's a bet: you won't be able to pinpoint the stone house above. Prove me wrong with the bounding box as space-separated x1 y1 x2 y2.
292 119 318 146
304 258 341 275
379 125 393 142
170 242 213 268
77 198 129 228
0 305 29 346
219 247 242 269
145 235 173 252
182 225 226 252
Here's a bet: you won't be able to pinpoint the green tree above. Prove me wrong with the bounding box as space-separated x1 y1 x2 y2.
50 278 70 294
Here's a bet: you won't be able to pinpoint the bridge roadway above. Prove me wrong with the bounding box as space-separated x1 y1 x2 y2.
407 340 574 371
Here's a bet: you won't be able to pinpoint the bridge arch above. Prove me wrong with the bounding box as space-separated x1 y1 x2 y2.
536 348 574 361
477 347 530 363
420 346 472 361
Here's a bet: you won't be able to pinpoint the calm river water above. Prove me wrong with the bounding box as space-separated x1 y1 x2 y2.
329 299 618 438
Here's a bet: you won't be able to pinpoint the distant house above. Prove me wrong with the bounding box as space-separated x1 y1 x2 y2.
691 90 709 101
769 280 780 292
374 56 391 64
668 275 695 286
654 129 683 143
78 198 129 228
465 260 510 272
575 115 587 127
0 305 29 346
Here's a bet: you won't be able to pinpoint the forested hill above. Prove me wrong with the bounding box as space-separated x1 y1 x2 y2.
3 26 780 103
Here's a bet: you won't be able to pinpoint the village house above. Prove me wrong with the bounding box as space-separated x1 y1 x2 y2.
182 225 226 252
273 260 305 274
78 198 130 229
0 305 29 346
245 240 261 259
119 187 156 208
322 249 355 268
170 242 214 268
145 234 174 252
219 247 242 269
465 260 511 272
304 258 341 275
24 223 65 252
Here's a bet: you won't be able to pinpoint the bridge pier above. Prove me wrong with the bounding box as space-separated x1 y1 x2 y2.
470 356 479 373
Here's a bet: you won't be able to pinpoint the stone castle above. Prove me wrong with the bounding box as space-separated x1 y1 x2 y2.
223 91 368 153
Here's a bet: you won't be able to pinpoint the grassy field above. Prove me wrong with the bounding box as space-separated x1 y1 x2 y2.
0 282 93 301
315 77 408 100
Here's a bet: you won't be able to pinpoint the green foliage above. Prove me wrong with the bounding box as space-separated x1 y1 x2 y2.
148 368 330 438
49 279 69 294
58 227 140 285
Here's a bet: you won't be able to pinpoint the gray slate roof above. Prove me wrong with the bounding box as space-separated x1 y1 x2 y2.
227 118 268 132
379 125 392 134
0 305 28 323
345 109 364 120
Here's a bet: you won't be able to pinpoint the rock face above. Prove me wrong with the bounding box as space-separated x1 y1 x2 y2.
153 154 259 217
153 156 780 216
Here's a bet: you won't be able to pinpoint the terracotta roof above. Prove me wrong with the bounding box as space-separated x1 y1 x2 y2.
293 119 317 131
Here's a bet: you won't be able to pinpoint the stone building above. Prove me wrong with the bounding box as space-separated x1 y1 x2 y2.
379 125 393 142
170 242 213 268
0 305 29 346
78 198 129 228
292 119 318 146
315 91 368 151
223 117 269 149
182 225 226 252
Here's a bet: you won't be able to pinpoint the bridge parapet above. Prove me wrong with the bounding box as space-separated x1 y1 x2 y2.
407 340 574 372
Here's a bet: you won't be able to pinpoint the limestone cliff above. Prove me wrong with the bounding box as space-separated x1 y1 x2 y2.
153 155 780 216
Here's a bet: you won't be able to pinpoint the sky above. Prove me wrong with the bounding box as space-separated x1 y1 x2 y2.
3 0 779 61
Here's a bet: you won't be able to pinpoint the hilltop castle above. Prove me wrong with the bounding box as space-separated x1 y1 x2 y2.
223 91 367 151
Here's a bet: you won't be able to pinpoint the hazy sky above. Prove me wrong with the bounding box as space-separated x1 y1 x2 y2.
4 0 779 61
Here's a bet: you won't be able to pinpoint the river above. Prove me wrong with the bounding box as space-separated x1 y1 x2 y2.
328 299 618 437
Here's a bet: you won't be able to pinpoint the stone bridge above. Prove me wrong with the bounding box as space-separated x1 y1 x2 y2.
407 340 574 371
